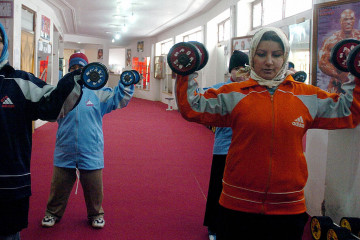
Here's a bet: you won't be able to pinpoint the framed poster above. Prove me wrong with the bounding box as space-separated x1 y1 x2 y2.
154 56 165 79
0 1 13 18
137 41 144 52
231 35 253 54
97 49 103 59
126 49 131 67
40 15 50 41
312 0 360 93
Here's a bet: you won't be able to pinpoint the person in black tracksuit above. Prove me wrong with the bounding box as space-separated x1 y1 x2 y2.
0 21 83 240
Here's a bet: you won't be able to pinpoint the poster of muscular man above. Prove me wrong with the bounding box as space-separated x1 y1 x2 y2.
312 0 360 93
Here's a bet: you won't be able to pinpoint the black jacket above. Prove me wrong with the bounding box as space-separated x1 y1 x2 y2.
0 64 82 200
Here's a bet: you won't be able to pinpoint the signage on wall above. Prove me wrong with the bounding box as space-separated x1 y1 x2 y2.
0 1 13 18
40 15 50 41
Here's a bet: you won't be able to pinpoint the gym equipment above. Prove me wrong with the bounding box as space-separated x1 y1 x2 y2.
311 216 360 240
330 39 360 76
131 70 142 84
167 41 209 76
120 70 142 86
311 216 334 240
81 62 109 90
347 44 360 78
340 217 360 237
292 71 307 82
188 41 209 71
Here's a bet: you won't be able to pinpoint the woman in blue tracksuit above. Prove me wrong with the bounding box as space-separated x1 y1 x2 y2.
203 50 249 240
41 53 134 229
0 23 83 240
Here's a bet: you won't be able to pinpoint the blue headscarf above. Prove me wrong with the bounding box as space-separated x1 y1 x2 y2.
0 22 9 63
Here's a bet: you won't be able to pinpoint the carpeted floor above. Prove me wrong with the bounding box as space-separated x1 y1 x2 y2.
21 97 313 240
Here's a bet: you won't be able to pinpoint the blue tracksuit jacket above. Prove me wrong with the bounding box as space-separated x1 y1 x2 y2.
54 81 134 170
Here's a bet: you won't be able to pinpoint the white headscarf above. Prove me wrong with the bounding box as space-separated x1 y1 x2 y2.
249 27 290 88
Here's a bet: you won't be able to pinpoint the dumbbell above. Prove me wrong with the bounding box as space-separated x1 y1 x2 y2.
120 70 142 86
292 71 307 82
81 62 109 90
311 216 360 240
330 39 360 78
340 217 360 238
167 41 209 76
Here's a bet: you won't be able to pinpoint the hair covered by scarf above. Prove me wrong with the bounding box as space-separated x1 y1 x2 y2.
248 27 290 88
0 21 9 66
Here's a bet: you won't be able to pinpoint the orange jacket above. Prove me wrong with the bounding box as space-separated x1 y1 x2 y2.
176 73 360 215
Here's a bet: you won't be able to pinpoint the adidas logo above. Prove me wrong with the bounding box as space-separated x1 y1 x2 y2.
1 96 14 108
86 100 94 106
292 116 304 128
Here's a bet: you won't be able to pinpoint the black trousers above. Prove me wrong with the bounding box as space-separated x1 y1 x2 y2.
203 154 227 233
0 197 29 235
217 206 309 240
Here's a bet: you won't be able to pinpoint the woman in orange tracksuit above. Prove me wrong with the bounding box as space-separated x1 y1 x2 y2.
175 27 360 240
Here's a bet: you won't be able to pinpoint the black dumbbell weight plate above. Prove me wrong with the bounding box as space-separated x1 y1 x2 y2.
330 39 360 72
340 217 360 237
292 71 307 82
311 216 333 240
131 70 141 84
81 62 109 90
327 226 353 240
347 44 360 78
188 41 209 71
167 42 201 76
120 71 135 86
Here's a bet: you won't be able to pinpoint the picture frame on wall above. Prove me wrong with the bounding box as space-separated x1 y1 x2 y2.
231 35 253 54
0 1 13 18
137 41 144 52
126 49 131 67
97 49 103 60
40 15 50 41
311 0 360 93
154 56 165 80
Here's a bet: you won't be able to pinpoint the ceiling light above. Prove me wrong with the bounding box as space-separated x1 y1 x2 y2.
112 39 115 43
115 33 121 40
129 12 136 23
117 1 131 11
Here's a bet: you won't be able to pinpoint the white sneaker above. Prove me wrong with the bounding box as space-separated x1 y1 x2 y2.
91 217 105 228
41 215 57 227
209 234 216 240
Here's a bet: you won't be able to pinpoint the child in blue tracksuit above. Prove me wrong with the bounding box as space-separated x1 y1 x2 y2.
203 50 249 240
41 53 134 229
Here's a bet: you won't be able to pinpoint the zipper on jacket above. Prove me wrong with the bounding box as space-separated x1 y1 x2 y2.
262 93 275 213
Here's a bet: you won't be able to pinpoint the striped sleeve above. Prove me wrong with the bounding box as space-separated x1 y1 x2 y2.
311 76 360 129
175 73 244 127
13 71 82 121
95 81 134 116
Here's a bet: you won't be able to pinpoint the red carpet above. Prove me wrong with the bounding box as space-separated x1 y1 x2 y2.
22 97 313 240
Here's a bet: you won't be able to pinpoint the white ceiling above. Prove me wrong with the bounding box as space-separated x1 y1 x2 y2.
43 0 221 46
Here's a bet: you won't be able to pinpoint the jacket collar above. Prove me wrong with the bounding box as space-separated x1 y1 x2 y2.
241 75 296 89
0 63 15 76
